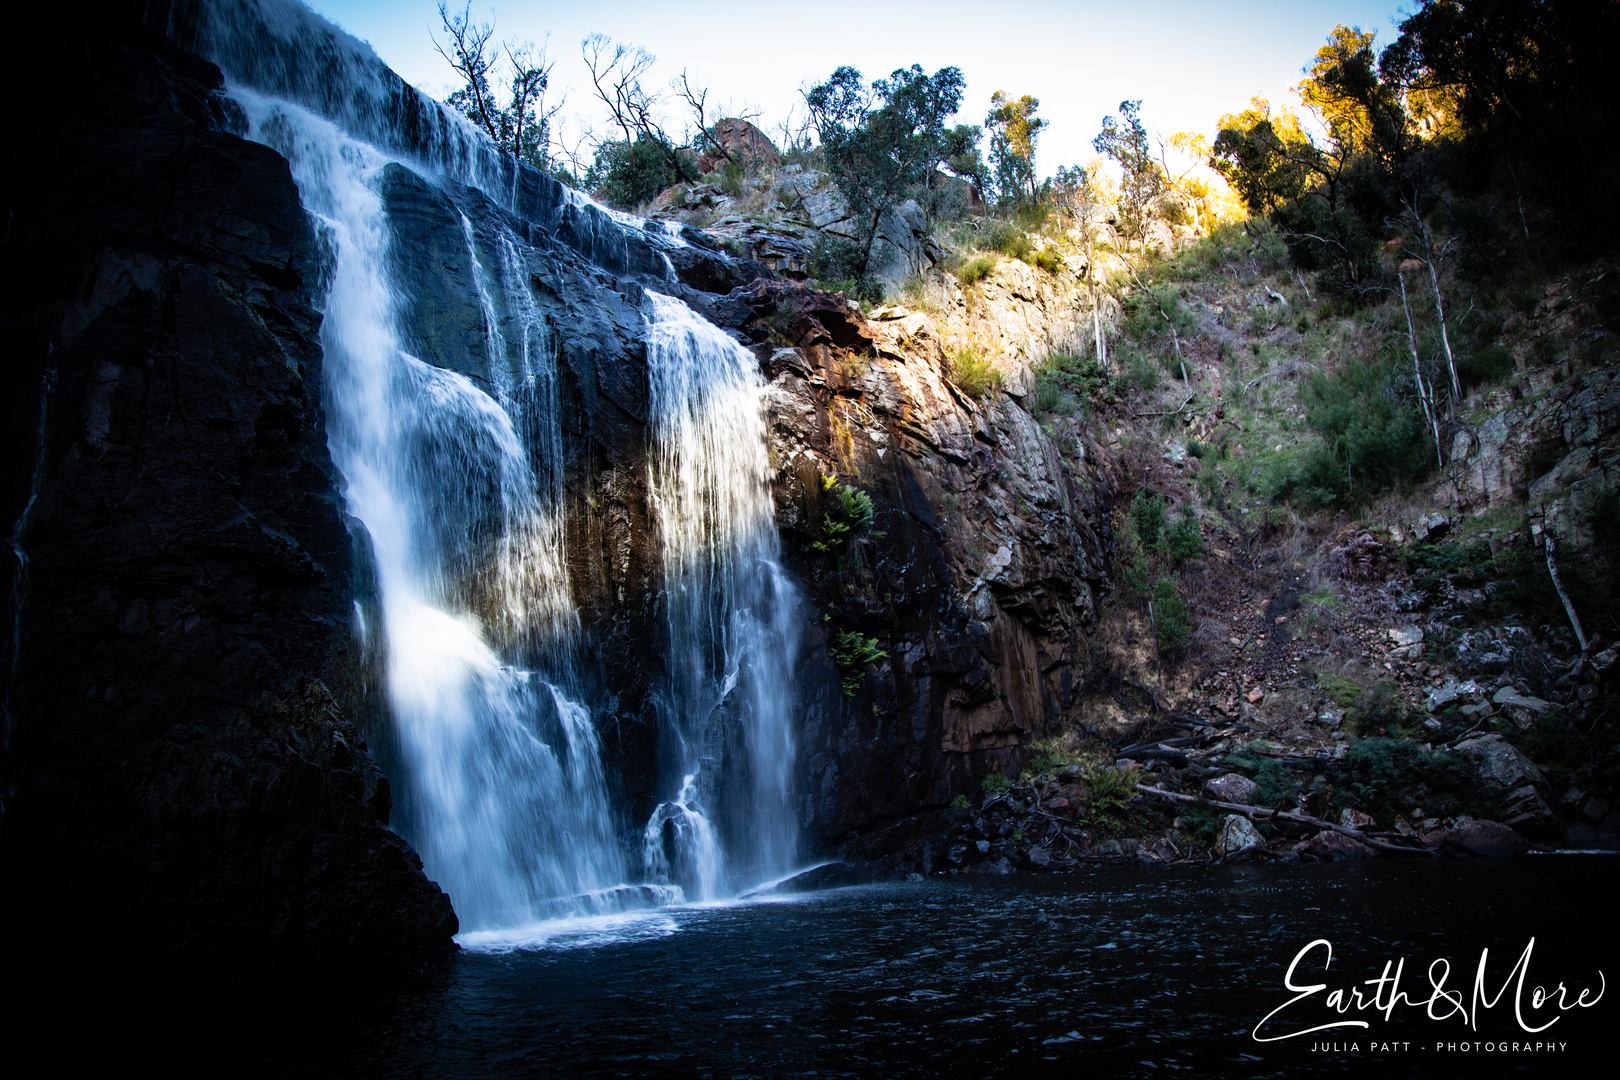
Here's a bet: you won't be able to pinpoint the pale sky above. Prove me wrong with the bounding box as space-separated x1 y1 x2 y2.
306 0 1414 176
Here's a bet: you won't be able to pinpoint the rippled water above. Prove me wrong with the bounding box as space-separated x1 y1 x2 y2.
185 858 1618 1078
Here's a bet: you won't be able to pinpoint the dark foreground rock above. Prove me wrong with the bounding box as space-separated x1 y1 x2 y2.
0 5 455 970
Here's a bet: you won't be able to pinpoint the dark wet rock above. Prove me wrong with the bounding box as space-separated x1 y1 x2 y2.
1302 832 1377 861
665 241 771 295
763 861 869 893
1426 818 1530 856
1500 784 1561 838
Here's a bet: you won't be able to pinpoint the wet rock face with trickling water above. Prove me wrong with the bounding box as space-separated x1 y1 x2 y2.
1 7 456 966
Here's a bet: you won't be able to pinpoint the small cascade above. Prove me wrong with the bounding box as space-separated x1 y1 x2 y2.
167 0 803 934
642 293 802 899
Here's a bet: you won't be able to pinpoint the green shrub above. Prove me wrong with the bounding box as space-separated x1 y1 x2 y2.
1150 576 1191 650
1179 802 1221 842
1031 353 1109 417
720 158 746 198
1251 760 1302 809
1123 283 1196 341
1129 491 1167 546
1022 737 1076 777
980 219 1019 252
981 773 1012 794
1034 367 1078 416
830 629 887 696
1012 201 1051 233
1031 247 1063 274
1165 508 1202 565
1331 737 1453 824
587 136 685 209
1297 354 1433 505
956 254 998 286
1316 673 1365 708
949 794 971 810
949 348 1003 398
807 230 861 278
1512 714 1586 778
1124 349 1161 391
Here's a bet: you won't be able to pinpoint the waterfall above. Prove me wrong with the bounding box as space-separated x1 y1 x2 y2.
168 0 802 932
642 294 802 899
223 87 625 932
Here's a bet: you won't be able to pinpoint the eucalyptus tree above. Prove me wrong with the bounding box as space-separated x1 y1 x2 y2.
805 64 974 279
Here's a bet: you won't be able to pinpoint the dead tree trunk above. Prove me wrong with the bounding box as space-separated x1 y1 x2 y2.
1425 253 1461 402
1399 273 1444 470
1544 531 1589 656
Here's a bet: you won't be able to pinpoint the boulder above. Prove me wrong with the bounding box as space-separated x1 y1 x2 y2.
1304 831 1376 861
868 199 934 287
1453 734 1548 790
1204 773 1260 805
1339 808 1375 830
703 117 779 168
1389 626 1425 647
1427 679 1488 712
1500 785 1560 838
1413 512 1451 541
801 189 851 230
1142 219 1175 254
1214 814 1264 856
1491 686 1552 713
1430 818 1529 856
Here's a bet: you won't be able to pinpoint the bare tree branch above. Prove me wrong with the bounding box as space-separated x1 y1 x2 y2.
580 35 695 183
433 1 499 140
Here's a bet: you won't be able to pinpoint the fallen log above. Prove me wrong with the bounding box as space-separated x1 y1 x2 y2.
1115 733 1222 756
1136 784 1432 856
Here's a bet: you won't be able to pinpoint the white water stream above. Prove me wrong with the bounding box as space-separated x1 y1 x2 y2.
174 0 801 935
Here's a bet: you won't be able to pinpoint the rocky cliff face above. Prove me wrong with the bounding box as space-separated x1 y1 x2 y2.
689 282 1114 866
1 7 455 968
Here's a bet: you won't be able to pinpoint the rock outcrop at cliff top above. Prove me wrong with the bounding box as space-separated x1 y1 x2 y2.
1 5 455 967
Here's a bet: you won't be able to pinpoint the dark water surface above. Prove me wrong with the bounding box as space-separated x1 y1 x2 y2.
111 858 1620 1078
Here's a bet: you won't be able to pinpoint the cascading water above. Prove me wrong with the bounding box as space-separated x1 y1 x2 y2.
166 0 802 932
223 86 625 932
641 294 802 900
